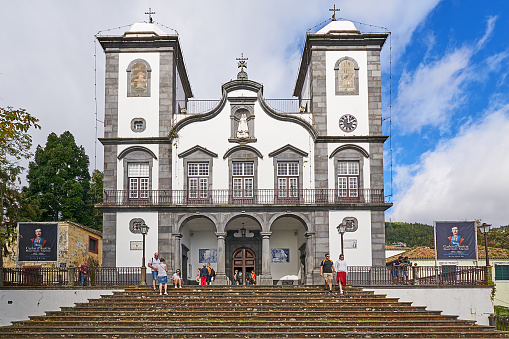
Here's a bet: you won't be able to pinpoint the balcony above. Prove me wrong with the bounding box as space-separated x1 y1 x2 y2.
102 189 387 207
176 99 311 114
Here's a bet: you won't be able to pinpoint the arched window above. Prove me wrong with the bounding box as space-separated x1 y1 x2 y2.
127 59 152 97
334 57 359 95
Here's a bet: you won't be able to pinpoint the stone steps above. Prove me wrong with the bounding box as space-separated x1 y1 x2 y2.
0 285 506 338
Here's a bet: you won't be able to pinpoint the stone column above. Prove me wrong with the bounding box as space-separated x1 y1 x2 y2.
171 233 182 274
305 231 317 285
259 232 273 285
214 232 228 285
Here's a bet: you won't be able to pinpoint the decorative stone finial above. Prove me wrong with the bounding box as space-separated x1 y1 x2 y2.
236 53 248 80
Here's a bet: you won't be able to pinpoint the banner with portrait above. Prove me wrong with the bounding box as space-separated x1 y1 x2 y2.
18 223 58 261
434 221 477 260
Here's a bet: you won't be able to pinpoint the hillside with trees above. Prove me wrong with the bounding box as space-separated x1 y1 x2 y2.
385 222 434 248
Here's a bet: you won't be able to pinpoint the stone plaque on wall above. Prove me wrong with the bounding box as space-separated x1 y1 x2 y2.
343 239 357 250
130 241 143 250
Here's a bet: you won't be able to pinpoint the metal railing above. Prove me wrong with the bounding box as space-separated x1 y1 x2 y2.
265 99 311 113
102 189 386 206
2 267 141 287
176 100 221 114
489 316 509 331
176 99 311 114
348 266 487 286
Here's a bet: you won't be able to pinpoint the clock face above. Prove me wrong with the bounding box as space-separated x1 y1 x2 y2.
339 114 357 132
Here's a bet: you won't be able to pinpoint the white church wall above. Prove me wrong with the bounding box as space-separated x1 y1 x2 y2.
325 51 369 136
364 287 493 326
172 94 313 192
118 53 161 138
116 212 159 267
329 211 372 266
188 231 218 276
116 144 159 191
270 230 299 281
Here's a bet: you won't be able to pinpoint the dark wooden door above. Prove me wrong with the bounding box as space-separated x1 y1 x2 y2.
232 248 255 284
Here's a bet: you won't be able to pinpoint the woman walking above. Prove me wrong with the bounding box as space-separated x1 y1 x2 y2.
157 258 168 295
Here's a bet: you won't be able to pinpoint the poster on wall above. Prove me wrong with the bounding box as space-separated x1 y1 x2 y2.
343 239 358 250
199 249 217 263
434 221 477 260
271 249 289 263
18 223 58 262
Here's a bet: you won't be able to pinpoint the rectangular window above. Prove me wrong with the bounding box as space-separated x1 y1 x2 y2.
128 163 149 200
89 236 99 254
495 264 509 280
232 162 255 199
188 162 209 200
277 161 299 200
338 161 359 199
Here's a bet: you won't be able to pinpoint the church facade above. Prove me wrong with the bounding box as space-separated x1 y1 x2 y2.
98 19 391 285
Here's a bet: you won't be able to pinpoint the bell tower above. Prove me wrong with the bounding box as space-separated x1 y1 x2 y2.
97 21 193 267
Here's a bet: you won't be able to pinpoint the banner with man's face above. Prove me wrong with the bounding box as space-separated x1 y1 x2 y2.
435 221 477 260
18 223 58 261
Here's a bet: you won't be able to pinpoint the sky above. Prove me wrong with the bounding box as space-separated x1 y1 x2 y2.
1 1 508 227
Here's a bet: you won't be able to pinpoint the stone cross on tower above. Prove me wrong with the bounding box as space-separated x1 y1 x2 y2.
236 53 248 80
329 5 340 21
145 8 156 23
237 53 248 72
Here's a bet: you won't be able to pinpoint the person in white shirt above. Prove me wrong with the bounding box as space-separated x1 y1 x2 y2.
147 252 160 291
155 258 168 295
334 254 348 294
172 269 182 288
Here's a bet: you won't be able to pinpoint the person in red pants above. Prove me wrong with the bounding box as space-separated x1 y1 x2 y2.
334 254 348 294
200 264 208 286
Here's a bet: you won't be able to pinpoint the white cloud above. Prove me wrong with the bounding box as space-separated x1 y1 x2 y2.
393 16 498 133
388 106 509 226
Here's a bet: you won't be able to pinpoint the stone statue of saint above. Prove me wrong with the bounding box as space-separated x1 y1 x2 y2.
236 113 249 138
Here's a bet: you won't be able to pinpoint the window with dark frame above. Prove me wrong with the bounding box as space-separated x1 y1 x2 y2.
495 264 509 280
89 236 99 254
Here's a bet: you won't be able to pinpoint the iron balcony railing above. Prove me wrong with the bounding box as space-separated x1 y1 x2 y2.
2 267 141 287
348 265 487 286
2 266 487 287
102 188 386 206
176 99 311 114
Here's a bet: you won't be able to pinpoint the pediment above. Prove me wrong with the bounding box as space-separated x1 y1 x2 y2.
268 144 308 158
178 145 218 158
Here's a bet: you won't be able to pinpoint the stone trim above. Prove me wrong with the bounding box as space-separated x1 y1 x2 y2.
329 144 369 159
100 137 171 145
178 145 218 159
332 147 366 193
268 144 308 158
118 146 157 160
181 149 215 192
230 104 256 142
334 57 359 96
121 150 155 191
315 136 388 143
270 149 305 192
223 145 263 159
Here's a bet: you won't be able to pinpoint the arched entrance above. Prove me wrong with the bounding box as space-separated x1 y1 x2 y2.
232 247 255 285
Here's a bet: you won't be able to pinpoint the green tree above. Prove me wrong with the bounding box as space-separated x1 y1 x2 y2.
24 131 93 225
385 222 434 248
89 169 103 231
0 107 41 266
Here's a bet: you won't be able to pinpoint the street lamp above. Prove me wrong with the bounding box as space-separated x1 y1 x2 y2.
139 223 150 286
478 223 491 267
336 223 347 255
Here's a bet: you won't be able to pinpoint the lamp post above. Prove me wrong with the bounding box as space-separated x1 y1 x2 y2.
478 223 491 267
336 223 347 255
139 223 149 286
478 222 492 284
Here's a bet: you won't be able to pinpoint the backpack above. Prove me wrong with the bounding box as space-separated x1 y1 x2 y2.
210 268 216 277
